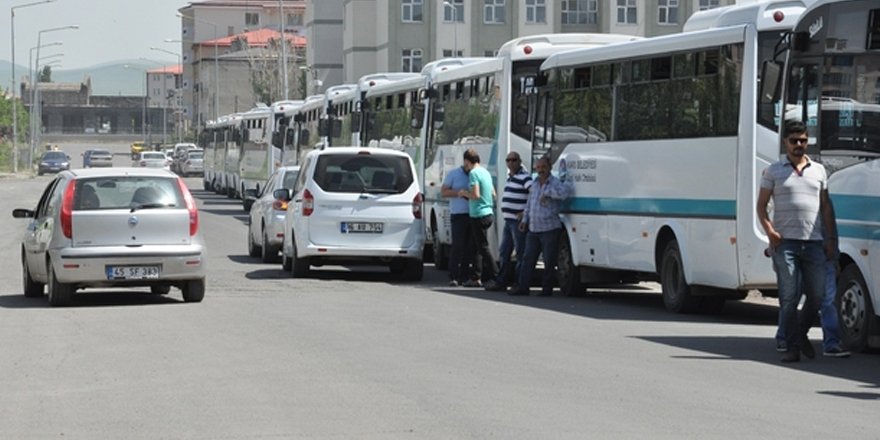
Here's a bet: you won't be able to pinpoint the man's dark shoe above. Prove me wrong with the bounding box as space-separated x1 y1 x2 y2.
508 289 529 296
484 280 507 292
823 347 851 358
775 340 787 353
780 350 800 363
800 337 816 359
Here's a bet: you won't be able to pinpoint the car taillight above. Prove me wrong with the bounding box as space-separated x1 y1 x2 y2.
60 180 76 238
412 192 423 219
272 199 288 211
177 177 199 236
302 189 314 216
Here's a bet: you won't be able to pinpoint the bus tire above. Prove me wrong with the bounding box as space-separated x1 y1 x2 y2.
836 263 877 352
660 240 700 314
557 232 584 296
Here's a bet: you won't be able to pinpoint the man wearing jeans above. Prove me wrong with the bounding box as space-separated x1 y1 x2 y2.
510 156 572 297
441 165 473 286
757 120 837 363
459 148 496 287
485 152 532 292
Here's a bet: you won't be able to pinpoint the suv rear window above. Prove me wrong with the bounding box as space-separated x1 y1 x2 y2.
313 153 413 194
73 177 184 211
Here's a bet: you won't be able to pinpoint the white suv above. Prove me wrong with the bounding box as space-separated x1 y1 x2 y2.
279 147 425 280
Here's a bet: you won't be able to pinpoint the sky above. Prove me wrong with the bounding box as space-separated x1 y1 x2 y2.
5 0 186 70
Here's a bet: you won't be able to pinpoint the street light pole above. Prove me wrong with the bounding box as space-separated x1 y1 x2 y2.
443 1 458 57
11 0 55 173
279 0 289 100
30 24 77 165
151 47 183 143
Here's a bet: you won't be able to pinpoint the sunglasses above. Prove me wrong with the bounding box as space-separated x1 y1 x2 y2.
506 158 519 162
787 137 808 145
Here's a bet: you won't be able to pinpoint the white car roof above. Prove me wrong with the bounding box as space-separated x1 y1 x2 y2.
70 167 176 178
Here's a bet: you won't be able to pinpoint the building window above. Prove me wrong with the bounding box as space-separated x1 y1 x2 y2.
617 0 636 24
484 0 505 24
484 50 498 57
402 0 423 22
444 0 464 22
245 12 260 27
699 0 720 10
286 13 303 27
443 49 464 58
562 0 597 25
658 0 678 24
525 0 546 23
402 48 423 72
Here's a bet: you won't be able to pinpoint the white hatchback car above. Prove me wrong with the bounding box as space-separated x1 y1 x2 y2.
12 168 206 306
280 148 425 280
246 165 300 263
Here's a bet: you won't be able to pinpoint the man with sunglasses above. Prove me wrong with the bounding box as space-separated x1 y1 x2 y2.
757 119 837 363
485 152 532 292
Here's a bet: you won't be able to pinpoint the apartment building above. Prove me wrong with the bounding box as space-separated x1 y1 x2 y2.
329 0 735 84
177 0 306 128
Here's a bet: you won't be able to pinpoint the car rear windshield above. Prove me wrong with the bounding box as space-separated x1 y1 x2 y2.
281 170 300 190
92 150 112 156
143 152 165 160
73 176 184 211
43 152 66 160
314 153 413 194
188 151 204 159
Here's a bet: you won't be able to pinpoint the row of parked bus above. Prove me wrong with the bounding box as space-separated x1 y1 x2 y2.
198 0 879 351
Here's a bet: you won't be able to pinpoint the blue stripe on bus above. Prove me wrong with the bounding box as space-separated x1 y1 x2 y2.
563 197 736 219
838 224 880 241
831 194 880 224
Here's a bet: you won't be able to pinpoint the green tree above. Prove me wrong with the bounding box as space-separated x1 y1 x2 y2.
0 93 32 171
40 66 52 83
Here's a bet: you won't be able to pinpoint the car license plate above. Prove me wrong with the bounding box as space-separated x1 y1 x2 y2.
341 222 383 233
106 265 161 280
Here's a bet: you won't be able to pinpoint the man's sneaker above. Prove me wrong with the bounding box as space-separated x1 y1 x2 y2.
823 347 851 358
462 279 482 288
776 340 788 353
484 280 507 292
448 280 460 287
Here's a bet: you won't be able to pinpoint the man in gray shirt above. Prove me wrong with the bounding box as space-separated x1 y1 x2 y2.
757 119 836 363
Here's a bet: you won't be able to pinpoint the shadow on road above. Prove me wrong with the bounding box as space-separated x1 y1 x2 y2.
0 289 183 308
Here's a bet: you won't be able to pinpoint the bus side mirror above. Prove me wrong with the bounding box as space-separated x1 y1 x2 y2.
760 60 782 107
272 131 283 148
433 103 445 130
351 113 362 133
318 119 329 137
299 129 310 146
332 120 343 138
286 129 296 145
411 103 425 129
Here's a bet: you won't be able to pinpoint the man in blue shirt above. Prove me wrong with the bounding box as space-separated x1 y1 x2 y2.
510 156 571 296
441 165 473 286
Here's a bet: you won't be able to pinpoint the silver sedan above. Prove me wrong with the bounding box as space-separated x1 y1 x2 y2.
246 166 300 263
12 168 207 306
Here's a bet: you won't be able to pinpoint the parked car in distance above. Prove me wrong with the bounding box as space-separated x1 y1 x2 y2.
280 147 425 280
171 143 198 174
38 150 71 175
82 149 114 168
246 166 300 263
180 149 204 177
134 151 171 170
164 148 175 161
11 168 206 306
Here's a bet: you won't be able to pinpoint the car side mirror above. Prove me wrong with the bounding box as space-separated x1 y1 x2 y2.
12 208 35 219
273 188 292 202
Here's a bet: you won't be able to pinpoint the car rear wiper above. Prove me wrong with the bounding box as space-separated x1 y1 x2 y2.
131 203 176 212
365 188 398 194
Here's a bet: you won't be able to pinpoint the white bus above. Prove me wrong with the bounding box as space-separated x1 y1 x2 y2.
534 1 809 313
321 84 359 148
199 120 218 192
269 99 304 166
221 113 243 199
772 0 880 350
239 106 277 211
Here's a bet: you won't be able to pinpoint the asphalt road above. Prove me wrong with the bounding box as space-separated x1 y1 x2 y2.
0 142 877 438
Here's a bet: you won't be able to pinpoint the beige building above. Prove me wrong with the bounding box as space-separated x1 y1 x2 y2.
307 0 735 86
177 0 306 129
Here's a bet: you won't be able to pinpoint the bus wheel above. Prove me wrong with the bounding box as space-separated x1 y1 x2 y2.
557 232 584 296
836 263 876 352
660 240 700 313
432 224 448 271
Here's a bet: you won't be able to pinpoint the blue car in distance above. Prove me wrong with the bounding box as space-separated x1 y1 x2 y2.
38 151 71 175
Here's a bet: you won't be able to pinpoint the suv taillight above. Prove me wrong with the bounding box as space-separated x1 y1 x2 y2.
177 177 199 236
60 180 76 238
272 199 288 211
412 192 423 219
302 189 314 216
